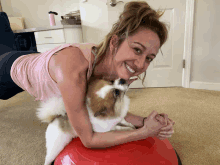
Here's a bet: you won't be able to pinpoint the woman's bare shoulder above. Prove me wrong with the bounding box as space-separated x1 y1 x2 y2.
49 46 89 83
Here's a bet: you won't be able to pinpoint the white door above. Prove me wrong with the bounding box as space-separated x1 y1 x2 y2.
107 0 186 88
80 0 109 44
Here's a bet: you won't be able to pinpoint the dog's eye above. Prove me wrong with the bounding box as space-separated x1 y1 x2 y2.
110 80 114 84
119 79 126 85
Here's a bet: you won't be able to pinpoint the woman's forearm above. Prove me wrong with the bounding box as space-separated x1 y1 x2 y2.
89 128 147 149
124 112 144 128
89 113 146 148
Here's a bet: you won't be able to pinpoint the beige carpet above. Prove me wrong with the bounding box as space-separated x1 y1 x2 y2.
0 87 220 165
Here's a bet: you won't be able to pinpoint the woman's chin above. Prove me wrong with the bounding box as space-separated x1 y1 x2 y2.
127 78 138 85
116 67 136 81
118 74 131 81
118 71 138 84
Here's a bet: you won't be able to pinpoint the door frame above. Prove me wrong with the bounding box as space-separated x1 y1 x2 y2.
183 0 195 88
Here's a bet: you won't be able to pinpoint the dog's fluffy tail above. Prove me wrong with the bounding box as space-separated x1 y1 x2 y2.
36 97 66 123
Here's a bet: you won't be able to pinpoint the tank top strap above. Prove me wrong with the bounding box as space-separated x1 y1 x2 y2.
91 46 98 71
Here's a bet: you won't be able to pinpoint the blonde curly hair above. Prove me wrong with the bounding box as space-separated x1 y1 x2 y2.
94 1 168 85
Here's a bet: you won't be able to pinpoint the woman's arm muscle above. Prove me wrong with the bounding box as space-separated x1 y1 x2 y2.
54 47 94 147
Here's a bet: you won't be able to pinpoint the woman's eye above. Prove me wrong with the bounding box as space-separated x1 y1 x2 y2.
134 48 142 54
146 57 153 62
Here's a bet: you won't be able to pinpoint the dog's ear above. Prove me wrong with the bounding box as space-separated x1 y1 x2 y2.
94 107 108 117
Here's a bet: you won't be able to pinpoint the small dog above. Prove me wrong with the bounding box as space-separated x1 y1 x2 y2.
36 78 136 165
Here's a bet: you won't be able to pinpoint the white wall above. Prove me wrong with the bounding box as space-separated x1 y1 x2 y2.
190 0 220 90
1 0 80 28
79 0 109 44
1 0 108 44
2 0 220 90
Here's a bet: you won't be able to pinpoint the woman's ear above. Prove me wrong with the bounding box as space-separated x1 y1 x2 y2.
110 35 119 54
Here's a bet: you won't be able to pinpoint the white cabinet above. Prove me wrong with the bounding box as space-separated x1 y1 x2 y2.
34 26 83 52
35 29 65 45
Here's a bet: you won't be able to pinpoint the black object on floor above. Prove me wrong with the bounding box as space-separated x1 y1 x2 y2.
175 149 182 165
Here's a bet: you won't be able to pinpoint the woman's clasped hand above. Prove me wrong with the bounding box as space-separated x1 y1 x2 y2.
142 111 175 140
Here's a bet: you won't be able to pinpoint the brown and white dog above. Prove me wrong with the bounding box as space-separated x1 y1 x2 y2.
36 78 135 165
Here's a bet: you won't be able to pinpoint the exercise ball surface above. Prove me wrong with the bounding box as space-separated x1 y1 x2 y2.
55 137 178 165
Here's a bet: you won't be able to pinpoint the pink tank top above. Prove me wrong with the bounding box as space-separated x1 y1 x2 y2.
10 43 97 102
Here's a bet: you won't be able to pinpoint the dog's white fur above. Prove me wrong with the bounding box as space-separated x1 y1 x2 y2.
36 78 135 165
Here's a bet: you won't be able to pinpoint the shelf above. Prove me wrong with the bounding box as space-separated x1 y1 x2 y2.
13 24 82 33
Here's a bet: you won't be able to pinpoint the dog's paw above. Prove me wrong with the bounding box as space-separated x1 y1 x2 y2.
115 125 135 131
120 118 136 129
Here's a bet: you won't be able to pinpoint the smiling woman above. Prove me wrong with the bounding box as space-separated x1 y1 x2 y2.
1 1 179 164
92 1 168 85
92 27 161 81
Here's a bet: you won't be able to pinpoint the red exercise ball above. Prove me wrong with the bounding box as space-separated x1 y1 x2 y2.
55 137 178 165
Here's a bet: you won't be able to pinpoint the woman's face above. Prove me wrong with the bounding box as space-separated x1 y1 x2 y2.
111 27 160 81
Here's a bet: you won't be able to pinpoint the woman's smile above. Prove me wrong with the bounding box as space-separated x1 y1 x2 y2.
125 62 135 74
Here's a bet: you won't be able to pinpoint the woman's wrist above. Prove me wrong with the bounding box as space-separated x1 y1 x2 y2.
125 112 143 128
135 117 147 129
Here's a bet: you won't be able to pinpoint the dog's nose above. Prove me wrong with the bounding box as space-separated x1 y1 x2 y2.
119 79 126 85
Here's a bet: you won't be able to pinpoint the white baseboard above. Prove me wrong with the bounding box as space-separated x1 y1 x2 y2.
190 81 220 91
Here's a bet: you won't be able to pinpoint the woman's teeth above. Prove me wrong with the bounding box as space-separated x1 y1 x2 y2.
125 63 135 73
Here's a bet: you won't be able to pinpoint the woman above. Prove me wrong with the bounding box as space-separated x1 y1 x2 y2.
3 1 174 148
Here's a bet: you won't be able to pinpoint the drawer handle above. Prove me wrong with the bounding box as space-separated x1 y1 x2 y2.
44 37 53 39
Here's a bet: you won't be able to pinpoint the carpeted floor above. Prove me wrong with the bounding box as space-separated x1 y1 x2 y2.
0 87 220 165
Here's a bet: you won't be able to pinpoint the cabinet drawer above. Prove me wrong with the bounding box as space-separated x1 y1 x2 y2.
35 29 65 45
37 44 64 52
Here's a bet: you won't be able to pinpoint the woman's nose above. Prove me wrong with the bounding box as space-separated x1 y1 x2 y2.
135 56 146 71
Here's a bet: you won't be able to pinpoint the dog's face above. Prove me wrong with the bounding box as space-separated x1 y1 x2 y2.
86 78 129 119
